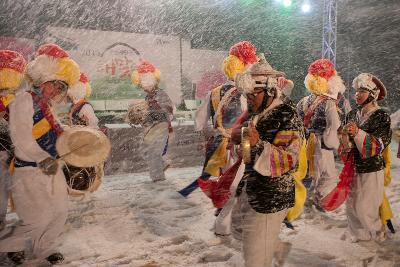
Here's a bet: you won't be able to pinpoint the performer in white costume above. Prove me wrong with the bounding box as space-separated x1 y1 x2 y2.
0 50 27 231
297 59 345 210
131 60 174 182
343 73 392 242
0 43 80 265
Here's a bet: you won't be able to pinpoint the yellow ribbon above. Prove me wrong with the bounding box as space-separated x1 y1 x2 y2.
287 139 308 222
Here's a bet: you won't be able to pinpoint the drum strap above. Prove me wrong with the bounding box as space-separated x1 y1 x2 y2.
69 99 90 126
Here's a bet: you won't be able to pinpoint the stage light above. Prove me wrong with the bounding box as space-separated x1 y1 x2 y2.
282 0 292 7
301 3 311 13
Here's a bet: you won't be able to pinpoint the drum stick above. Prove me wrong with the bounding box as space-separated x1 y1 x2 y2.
57 143 90 160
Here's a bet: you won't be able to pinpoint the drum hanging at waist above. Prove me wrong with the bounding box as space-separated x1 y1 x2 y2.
63 164 104 195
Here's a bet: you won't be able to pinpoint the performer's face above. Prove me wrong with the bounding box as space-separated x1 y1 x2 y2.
355 89 370 105
142 84 155 93
41 80 68 103
246 89 265 113
140 74 157 93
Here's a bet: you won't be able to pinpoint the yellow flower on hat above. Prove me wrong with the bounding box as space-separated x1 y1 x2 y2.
305 74 329 95
131 60 161 87
0 50 27 90
68 72 92 102
222 55 245 81
304 59 345 99
26 43 80 87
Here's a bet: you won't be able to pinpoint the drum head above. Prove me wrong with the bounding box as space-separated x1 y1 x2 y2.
56 126 111 167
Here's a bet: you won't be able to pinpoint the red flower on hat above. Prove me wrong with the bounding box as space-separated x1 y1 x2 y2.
0 50 27 73
229 41 257 65
79 72 89 83
136 60 156 74
308 59 336 80
36 43 69 58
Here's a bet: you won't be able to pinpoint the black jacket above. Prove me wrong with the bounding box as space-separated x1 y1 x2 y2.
239 100 303 214
347 108 391 173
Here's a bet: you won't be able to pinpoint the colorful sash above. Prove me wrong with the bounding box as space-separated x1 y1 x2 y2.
210 85 222 115
321 147 355 211
322 145 395 232
198 159 242 208
197 111 248 206
306 133 317 178
30 91 63 157
380 146 395 232
203 87 238 177
287 139 308 221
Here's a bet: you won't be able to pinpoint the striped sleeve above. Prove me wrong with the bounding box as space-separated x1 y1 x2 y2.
254 130 302 177
353 129 384 159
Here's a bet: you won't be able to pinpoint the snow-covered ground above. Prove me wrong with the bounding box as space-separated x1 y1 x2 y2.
2 143 400 267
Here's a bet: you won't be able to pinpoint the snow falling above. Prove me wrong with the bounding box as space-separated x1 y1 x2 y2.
1 0 400 266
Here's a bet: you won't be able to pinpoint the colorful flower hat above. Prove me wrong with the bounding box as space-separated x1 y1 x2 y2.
26 43 80 87
304 59 345 99
131 60 161 88
223 41 257 80
68 72 92 101
0 50 27 91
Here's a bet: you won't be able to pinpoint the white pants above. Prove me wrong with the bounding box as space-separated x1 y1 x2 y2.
0 151 10 225
312 141 339 201
214 162 245 235
0 166 68 259
346 170 384 241
142 123 169 182
235 190 287 267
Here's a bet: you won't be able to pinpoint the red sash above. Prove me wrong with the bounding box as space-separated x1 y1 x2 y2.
197 110 249 208
198 159 242 208
30 92 63 136
321 147 355 211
